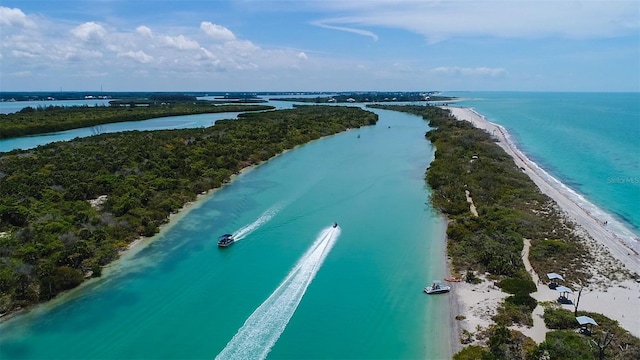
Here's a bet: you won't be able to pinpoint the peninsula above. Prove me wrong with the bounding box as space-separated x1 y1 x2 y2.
369 104 640 359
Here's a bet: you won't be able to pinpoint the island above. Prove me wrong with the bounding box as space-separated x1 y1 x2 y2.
0 100 274 139
0 105 377 316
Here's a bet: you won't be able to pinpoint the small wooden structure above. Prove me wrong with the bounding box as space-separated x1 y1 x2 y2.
556 285 573 304
576 315 598 336
547 272 564 289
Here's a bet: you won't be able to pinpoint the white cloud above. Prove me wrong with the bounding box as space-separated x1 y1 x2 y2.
162 34 200 50
65 49 103 61
0 6 36 28
8 70 32 77
200 21 236 41
11 50 37 58
431 66 506 77
312 1 640 42
222 40 260 58
297 52 308 60
71 22 107 43
311 19 378 41
118 50 153 63
136 25 153 38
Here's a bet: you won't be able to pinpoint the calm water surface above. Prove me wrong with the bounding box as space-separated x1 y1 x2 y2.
0 106 450 359
447 92 640 238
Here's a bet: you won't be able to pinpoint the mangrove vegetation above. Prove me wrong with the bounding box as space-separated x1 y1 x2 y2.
0 102 274 139
0 105 377 314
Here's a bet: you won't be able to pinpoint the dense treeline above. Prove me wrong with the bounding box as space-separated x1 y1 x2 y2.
369 104 592 284
369 105 640 359
0 105 377 313
0 103 273 139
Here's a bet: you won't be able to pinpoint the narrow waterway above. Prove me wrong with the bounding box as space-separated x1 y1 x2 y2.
0 105 450 359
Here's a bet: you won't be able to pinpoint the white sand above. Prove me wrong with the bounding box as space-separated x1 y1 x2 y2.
450 279 509 346
443 106 640 342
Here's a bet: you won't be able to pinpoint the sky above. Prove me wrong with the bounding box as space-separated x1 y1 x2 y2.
0 0 638 92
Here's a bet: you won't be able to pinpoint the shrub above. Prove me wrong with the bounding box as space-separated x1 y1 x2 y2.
538 330 596 359
453 345 487 360
465 270 482 284
494 301 533 327
544 307 577 330
506 293 537 312
498 277 536 295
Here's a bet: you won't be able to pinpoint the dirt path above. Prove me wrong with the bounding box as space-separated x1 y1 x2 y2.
512 239 552 343
464 190 478 217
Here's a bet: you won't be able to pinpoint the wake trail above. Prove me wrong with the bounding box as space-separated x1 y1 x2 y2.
232 204 283 242
215 226 341 360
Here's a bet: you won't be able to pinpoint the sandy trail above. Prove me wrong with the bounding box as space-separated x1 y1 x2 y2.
443 106 640 339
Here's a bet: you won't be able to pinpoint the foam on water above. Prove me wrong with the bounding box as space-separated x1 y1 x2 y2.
232 204 283 242
468 107 640 254
215 225 341 360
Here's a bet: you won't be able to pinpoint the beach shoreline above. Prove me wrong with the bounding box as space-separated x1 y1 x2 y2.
441 105 640 347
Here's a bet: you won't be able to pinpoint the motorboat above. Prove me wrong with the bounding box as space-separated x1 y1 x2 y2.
217 234 235 247
424 280 451 294
333 222 338 228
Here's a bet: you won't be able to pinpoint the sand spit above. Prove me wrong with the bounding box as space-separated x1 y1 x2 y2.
443 106 640 344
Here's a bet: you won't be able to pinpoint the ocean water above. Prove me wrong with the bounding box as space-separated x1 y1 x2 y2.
447 92 640 240
3 91 635 358
0 107 450 359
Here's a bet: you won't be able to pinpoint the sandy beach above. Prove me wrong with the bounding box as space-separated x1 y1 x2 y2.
442 106 640 346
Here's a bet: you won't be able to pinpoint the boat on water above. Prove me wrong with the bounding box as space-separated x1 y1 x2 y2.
423 280 451 294
217 234 235 247
333 222 338 228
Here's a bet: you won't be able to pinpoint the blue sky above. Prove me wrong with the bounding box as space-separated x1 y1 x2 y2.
1 0 638 92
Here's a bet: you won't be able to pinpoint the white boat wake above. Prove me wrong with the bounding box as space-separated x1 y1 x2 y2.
232 205 283 242
215 225 341 360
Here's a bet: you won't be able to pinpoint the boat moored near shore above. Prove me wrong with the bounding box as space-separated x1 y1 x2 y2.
424 280 451 294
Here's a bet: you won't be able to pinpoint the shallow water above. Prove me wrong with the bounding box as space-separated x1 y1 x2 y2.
0 107 450 359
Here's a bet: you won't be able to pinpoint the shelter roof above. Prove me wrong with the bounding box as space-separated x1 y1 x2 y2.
555 286 573 294
576 316 598 326
547 273 565 281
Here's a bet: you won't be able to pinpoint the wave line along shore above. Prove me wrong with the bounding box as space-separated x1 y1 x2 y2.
442 105 640 340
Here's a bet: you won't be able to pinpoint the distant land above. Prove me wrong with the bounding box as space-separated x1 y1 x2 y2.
0 91 455 104
270 92 456 103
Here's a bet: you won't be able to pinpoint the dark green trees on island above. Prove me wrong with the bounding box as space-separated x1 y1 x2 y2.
369 104 639 360
0 102 274 139
0 105 377 313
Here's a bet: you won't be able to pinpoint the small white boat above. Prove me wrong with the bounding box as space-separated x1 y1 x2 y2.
424 280 451 294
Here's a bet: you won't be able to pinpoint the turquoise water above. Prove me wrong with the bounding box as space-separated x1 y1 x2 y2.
0 99 114 114
3 91 635 358
0 108 450 359
447 92 640 239
0 112 250 152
